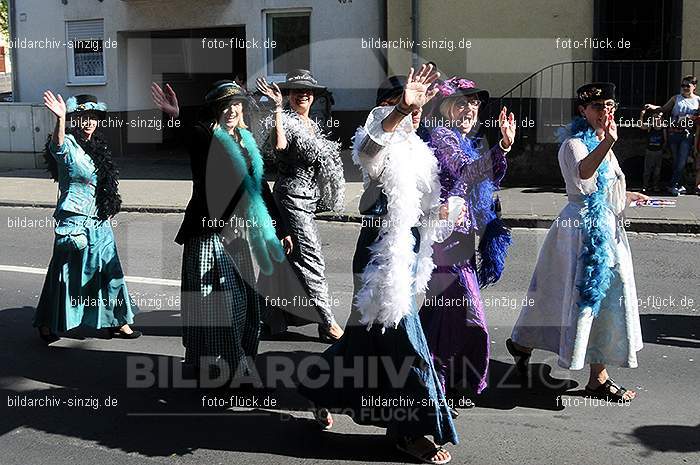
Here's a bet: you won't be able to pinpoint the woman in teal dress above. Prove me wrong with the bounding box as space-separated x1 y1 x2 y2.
33 92 140 343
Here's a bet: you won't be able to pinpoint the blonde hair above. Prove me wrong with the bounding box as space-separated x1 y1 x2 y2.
439 98 459 121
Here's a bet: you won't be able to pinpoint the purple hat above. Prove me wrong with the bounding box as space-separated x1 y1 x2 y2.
436 77 489 104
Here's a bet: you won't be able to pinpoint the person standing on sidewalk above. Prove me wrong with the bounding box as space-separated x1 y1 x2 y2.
644 75 699 196
418 77 514 399
151 80 286 382
299 65 459 465
508 83 647 402
34 92 140 343
638 107 667 194
255 70 346 342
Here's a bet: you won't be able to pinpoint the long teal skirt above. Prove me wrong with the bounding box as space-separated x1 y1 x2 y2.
298 225 459 445
33 213 138 332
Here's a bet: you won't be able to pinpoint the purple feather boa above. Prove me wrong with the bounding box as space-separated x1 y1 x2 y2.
449 128 511 287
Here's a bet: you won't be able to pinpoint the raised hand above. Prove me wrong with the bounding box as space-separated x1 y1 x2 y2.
499 106 517 149
43 91 66 119
151 82 179 118
281 235 293 255
402 64 441 111
604 113 618 142
256 77 284 108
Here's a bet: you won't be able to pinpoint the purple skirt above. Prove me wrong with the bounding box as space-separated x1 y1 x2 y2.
419 232 489 394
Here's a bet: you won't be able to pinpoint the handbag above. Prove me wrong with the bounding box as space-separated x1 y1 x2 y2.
54 214 89 252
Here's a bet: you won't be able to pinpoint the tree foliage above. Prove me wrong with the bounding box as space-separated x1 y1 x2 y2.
0 0 8 42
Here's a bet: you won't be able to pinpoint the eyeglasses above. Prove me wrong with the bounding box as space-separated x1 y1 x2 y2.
588 101 618 111
455 97 481 109
681 83 695 89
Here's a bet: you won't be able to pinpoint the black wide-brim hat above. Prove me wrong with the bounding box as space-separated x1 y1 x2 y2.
277 69 326 93
204 80 250 106
376 75 407 106
450 86 490 104
576 82 616 105
65 94 107 118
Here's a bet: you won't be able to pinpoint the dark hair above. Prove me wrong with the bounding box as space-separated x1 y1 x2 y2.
681 75 697 85
43 128 122 220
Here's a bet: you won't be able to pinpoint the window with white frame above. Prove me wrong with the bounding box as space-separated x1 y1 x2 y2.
265 11 310 77
66 19 106 84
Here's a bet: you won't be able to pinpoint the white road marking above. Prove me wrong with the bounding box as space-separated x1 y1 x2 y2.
0 265 180 287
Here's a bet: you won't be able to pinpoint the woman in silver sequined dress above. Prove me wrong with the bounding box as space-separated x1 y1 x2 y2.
257 70 346 342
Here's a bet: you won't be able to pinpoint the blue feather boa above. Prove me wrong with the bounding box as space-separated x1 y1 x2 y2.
450 128 512 287
559 117 614 317
212 126 285 276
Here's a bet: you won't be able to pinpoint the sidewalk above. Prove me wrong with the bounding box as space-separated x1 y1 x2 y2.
1 159 698 233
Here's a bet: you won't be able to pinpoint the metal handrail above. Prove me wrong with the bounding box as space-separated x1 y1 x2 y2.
495 59 699 100
481 59 699 147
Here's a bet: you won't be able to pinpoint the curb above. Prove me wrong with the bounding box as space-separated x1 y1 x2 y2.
2 200 698 234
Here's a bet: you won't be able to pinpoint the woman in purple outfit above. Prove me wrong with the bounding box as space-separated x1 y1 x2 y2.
419 77 516 398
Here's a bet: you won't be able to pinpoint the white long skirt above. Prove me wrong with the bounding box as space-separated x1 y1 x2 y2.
511 202 643 369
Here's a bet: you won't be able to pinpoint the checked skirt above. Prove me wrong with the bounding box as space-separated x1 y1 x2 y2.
181 233 261 377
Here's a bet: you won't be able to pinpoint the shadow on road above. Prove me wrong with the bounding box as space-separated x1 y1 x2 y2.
640 314 700 348
629 423 700 453
0 306 401 461
449 360 577 412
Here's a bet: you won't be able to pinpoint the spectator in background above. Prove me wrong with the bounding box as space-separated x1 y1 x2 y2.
645 75 699 196
639 107 667 193
694 113 700 195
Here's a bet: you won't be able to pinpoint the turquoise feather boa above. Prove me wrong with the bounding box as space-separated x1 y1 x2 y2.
212 126 285 275
559 117 614 317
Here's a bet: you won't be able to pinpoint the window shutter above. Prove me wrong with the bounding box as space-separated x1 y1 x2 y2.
66 20 104 42
66 20 105 79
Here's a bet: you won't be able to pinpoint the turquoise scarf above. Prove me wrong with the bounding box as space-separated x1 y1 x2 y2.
212 126 284 275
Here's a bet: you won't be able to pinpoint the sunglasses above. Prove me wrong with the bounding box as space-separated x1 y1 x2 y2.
681 83 695 88
587 101 618 111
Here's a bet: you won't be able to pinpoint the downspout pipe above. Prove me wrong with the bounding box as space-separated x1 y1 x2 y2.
411 0 419 68
8 0 19 100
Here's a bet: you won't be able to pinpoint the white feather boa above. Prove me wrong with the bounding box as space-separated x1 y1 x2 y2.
260 110 345 212
351 108 443 330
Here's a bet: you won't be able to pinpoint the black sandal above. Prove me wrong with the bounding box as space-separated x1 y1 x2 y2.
506 338 531 376
585 378 636 402
396 436 452 465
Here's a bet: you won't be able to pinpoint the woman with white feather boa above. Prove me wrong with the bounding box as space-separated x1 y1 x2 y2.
298 65 460 465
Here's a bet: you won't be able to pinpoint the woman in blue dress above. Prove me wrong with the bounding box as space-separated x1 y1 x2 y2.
34 92 140 343
298 65 459 465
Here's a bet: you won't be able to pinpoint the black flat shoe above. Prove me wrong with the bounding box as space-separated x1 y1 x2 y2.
318 325 342 343
106 328 142 339
38 328 60 344
114 329 142 339
506 338 531 376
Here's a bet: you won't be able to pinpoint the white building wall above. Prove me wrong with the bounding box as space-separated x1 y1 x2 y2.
12 0 384 111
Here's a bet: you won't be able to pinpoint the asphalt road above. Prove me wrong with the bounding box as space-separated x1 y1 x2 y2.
0 207 698 465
